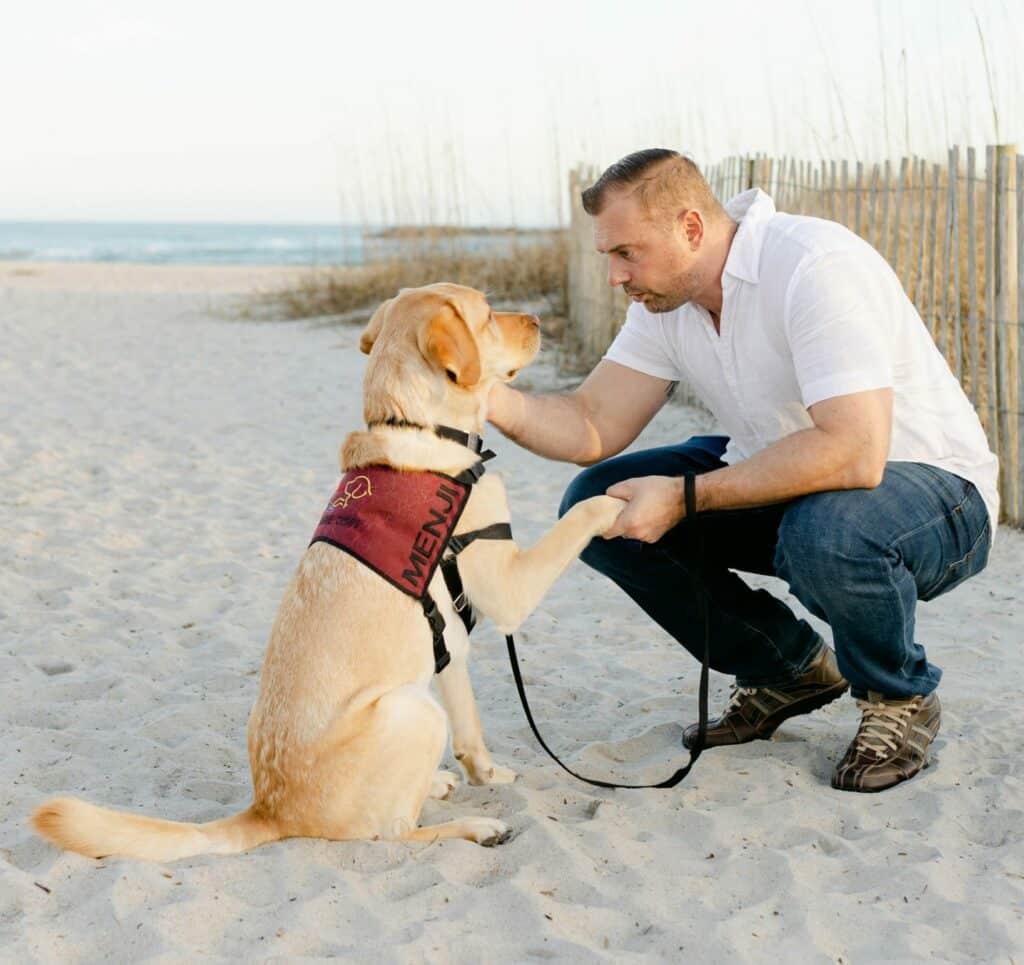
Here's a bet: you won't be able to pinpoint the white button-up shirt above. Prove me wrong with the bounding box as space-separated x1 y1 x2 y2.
604 188 999 530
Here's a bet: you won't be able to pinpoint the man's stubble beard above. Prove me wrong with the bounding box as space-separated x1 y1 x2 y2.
629 260 706 314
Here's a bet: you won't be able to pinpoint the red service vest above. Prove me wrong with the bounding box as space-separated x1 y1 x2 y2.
310 466 471 601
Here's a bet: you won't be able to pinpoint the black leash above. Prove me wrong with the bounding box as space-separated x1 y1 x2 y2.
505 473 709 789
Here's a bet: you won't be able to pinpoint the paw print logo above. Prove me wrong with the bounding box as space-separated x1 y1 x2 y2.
330 475 373 509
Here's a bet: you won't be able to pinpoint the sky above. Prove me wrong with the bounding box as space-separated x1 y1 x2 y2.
1 0 1020 225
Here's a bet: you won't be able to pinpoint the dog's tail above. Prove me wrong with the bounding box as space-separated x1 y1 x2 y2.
31 797 282 863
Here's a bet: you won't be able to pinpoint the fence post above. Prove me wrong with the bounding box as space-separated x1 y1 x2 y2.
967 147 980 411
995 144 1019 523
562 163 628 376
890 156 908 280
985 147 999 465
1017 153 1024 533
915 157 927 309
949 147 962 380
855 161 864 236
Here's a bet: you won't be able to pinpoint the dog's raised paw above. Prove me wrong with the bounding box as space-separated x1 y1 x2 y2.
429 770 459 799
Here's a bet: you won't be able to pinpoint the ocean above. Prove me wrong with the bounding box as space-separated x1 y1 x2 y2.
0 221 548 267
0 221 371 266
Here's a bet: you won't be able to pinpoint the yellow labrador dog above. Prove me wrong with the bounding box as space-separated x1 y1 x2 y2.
32 283 624 861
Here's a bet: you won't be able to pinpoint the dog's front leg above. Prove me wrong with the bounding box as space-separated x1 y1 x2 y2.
462 494 624 633
435 657 516 785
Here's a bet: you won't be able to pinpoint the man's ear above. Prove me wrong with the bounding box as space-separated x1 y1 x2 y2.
417 300 481 387
680 208 704 249
360 297 394 354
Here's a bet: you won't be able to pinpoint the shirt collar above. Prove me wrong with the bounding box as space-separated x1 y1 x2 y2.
722 188 776 284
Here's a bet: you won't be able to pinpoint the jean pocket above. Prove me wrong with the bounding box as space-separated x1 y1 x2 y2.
919 518 991 601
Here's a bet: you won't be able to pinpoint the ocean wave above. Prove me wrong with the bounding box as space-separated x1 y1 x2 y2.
0 222 525 266
0 225 362 265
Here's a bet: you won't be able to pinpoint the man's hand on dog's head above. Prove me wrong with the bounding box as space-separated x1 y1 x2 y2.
602 476 686 543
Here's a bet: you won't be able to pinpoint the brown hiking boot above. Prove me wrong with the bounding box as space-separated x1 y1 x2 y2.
831 691 941 792
682 646 848 750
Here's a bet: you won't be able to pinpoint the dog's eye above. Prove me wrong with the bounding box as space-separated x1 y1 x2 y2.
446 369 458 383
506 369 518 379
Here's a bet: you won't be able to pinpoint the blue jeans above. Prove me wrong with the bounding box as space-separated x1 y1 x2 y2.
559 436 992 699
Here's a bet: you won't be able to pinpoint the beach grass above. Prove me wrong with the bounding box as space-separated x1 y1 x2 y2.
260 230 569 322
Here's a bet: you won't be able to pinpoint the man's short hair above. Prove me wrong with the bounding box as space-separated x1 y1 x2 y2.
580 149 723 223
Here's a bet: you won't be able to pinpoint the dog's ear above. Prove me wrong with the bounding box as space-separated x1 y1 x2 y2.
417 300 481 388
360 298 393 355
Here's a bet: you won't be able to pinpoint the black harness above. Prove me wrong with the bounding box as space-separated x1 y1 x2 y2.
365 419 512 674
370 421 708 789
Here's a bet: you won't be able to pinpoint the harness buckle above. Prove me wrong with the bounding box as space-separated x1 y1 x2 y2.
452 591 469 613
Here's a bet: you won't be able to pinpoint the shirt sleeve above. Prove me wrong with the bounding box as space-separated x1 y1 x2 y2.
785 248 895 407
602 303 681 381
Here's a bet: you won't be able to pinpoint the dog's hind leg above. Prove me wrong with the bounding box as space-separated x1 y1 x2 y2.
428 770 459 799
317 686 507 846
402 816 509 846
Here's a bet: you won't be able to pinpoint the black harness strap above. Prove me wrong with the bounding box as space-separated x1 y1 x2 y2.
419 460 496 671
421 597 451 673
447 522 514 556
375 418 496 464
366 419 496 675
441 523 514 636
504 472 709 789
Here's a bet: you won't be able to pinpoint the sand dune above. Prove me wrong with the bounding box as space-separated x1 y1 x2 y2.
2 260 1022 962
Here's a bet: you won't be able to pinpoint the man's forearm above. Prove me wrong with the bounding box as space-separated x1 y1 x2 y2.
697 426 883 513
486 382 602 464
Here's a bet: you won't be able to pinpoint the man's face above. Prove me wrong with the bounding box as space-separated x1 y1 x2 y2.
592 189 704 314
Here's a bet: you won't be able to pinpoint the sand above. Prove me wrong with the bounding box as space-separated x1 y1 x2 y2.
2 260 1022 963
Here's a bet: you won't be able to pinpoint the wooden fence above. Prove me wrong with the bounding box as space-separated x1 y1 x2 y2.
564 146 1023 527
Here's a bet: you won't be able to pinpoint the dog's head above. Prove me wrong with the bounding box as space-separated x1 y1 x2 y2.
358 283 540 426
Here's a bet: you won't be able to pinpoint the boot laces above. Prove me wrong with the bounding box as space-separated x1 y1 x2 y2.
853 697 920 756
725 686 759 714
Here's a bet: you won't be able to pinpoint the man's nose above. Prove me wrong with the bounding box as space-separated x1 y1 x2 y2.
608 263 629 287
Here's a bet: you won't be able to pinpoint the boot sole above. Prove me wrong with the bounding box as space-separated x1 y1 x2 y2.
830 758 929 793
683 680 850 750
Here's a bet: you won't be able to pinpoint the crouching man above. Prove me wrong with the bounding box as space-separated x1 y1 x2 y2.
487 149 997 792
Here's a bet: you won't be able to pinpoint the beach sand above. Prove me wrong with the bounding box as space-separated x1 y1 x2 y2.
2 260 1022 963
